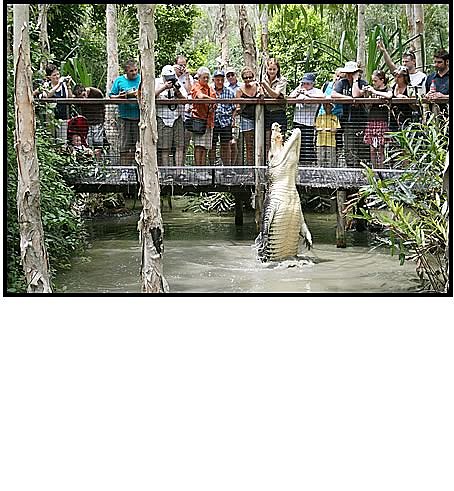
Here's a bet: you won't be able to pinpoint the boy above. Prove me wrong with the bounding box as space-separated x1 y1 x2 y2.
315 103 340 167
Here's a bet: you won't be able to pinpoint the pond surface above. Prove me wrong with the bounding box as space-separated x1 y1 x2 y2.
55 200 419 294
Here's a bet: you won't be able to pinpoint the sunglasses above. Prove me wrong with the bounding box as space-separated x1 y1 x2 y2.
243 76 254 81
226 73 235 77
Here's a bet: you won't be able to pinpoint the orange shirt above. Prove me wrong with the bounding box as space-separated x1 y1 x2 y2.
191 82 216 128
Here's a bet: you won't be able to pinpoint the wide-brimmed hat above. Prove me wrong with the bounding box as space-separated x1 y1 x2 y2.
301 72 316 83
341 61 360 73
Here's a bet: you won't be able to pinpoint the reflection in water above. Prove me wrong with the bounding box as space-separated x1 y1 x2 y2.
56 203 418 294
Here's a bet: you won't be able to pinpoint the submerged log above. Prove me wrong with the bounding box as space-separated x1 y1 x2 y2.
336 189 347 248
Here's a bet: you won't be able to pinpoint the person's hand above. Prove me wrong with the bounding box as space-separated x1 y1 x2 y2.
376 38 385 52
164 80 173 90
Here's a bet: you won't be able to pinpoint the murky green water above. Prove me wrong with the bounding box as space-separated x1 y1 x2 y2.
55 200 419 294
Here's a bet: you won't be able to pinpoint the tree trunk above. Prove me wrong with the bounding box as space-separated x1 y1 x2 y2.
14 4 52 293
218 5 229 70
413 4 425 71
37 4 50 74
235 4 257 73
105 4 120 165
406 4 416 39
136 4 168 293
356 4 366 70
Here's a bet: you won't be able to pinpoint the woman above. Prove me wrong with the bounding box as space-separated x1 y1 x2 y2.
43 63 73 144
390 66 415 131
235 67 262 166
260 58 287 158
190 67 216 165
362 70 392 167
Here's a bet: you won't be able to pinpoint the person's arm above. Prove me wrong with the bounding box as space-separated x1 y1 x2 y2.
366 86 393 99
66 82 73 98
331 80 351 100
155 79 173 96
288 83 303 98
261 77 286 99
352 74 364 98
377 38 397 73
109 78 127 99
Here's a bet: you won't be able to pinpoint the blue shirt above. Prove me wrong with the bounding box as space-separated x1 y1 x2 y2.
318 81 343 118
425 71 449 95
109 74 141 120
214 87 235 128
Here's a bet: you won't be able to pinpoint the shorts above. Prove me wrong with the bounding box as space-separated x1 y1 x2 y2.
157 116 184 150
240 116 254 133
87 123 105 147
363 120 389 147
119 118 139 152
317 146 336 167
265 109 287 133
192 126 214 150
212 124 232 144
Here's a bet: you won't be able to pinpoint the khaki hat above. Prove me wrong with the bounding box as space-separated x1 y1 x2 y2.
225 67 236 76
341 61 360 73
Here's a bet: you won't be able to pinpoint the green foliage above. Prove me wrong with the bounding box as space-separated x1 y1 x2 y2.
347 114 449 292
61 57 93 88
6 60 87 293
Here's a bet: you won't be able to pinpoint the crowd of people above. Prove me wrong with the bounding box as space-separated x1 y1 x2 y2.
35 45 449 169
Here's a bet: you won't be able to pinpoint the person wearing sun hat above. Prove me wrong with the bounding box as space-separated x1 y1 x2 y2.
331 60 368 165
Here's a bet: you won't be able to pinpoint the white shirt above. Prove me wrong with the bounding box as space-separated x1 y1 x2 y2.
155 77 188 126
410 71 427 95
291 86 325 126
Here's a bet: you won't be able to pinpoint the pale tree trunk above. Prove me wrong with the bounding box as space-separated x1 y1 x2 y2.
136 4 168 293
37 4 50 73
14 4 52 293
235 4 257 73
406 4 416 39
413 4 425 70
218 5 229 70
356 4 366 70
105 4 120 164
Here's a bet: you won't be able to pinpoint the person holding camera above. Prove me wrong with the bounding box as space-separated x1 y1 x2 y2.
155 65 188 169
109 60 141 163
42 64 73 144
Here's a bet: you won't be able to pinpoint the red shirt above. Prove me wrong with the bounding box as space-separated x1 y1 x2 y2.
191 82 216 128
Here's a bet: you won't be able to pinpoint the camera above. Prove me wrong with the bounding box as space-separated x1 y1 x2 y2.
164 74 181 89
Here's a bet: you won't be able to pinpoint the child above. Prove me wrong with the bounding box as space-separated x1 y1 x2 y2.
315 103 340 167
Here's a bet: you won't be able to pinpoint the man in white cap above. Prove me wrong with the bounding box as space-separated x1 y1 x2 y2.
331 61 368 165
155 65 188 169
225 67 241 165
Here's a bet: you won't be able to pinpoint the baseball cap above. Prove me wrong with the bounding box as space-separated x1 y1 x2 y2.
161 65 176 77
213 69 225 78
301 72 316 83
225 67 236 76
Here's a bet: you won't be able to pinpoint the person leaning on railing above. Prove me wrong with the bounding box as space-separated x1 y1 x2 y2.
235 67 262 166
260 58 287 159
190 67 217 165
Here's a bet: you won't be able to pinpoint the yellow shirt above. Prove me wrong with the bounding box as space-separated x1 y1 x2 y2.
315 114 340 147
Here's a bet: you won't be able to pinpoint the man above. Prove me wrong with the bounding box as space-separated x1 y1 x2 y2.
155 65 188 170
73 84 105 156
377 39 427 95
289 72 325 165
225 67 241 165
425 49 449 99
174 55 193 164
208 70 236 166
109 60 141 163
331 61 368 166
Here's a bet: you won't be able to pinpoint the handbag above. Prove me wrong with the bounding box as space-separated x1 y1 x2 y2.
188 117 207 135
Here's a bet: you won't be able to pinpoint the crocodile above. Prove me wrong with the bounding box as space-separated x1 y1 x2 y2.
255 123 312 262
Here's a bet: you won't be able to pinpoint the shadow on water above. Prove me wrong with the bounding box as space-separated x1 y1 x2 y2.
55 199 419 294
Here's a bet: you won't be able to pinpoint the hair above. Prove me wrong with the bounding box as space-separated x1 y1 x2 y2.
174 55 187 65
241 66 255 79
124 59 138 71
73 84 86 96
45 64 58 76
266 58 281 78
393 66 410 85
372 69 388 85
402 51 416 61
434 48 449 61
196 66 210 78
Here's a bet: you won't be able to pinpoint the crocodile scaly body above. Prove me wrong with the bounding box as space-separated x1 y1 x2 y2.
255 127 312 262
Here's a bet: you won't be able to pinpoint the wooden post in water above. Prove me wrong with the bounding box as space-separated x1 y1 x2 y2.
254 102 265 232
336 189 347 248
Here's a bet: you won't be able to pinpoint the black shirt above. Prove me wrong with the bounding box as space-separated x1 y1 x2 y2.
333 77 368 123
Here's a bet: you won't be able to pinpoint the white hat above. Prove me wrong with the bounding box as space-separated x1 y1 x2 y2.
341 61 360 73
161 65 176 77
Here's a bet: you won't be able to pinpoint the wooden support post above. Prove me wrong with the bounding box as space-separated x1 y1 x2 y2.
254 103 265 232
336 189 347 248
234 194 244 226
